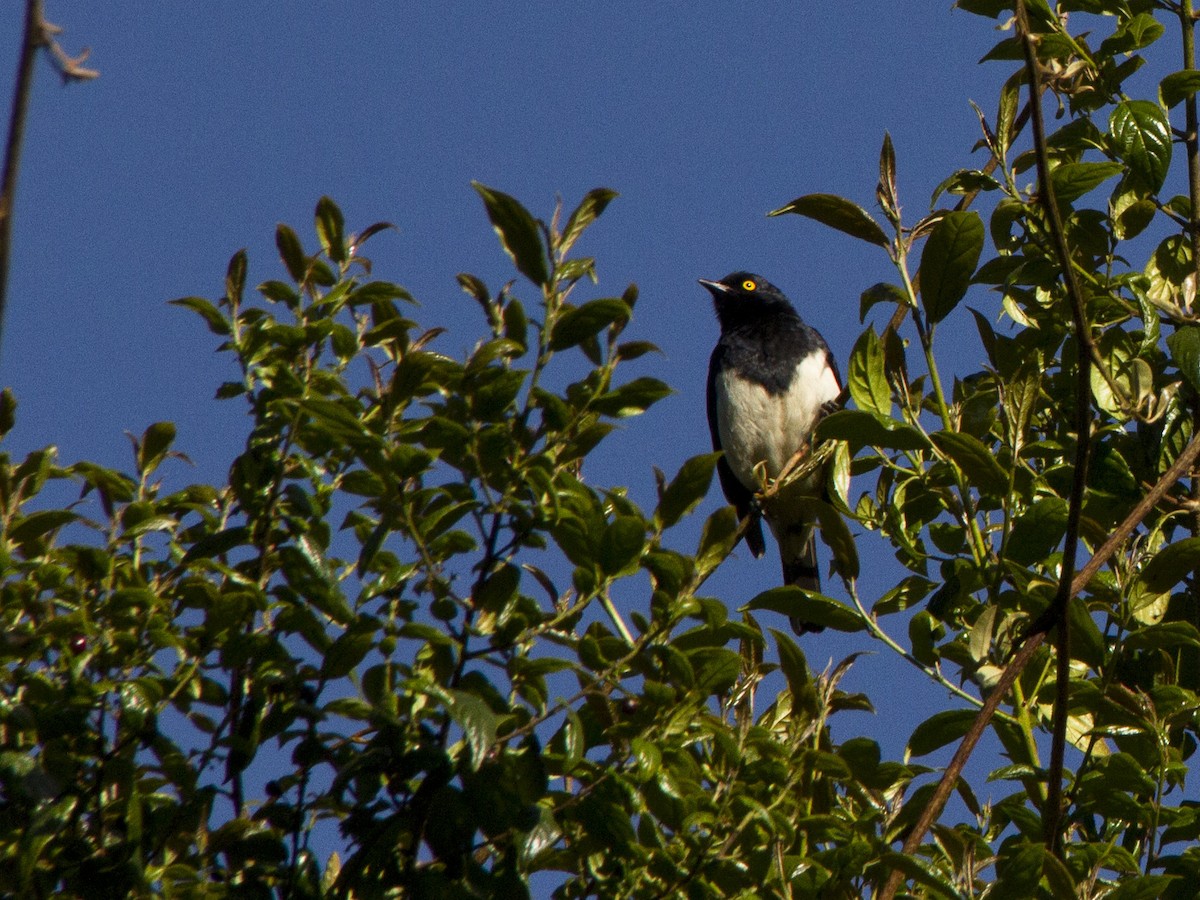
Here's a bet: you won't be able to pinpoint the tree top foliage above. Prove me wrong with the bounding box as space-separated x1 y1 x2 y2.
5 1 1200 897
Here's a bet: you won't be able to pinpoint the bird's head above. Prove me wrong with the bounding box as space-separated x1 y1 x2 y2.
699 272 796 327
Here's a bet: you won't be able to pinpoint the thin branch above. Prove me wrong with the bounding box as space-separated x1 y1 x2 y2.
1013 0 1095 854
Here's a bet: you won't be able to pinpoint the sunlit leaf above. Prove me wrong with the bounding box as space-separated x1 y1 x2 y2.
745 586 863 632
315 196 348 264
1161 69 1200 109
170 296 231 335
549 298 630 351
848 327 891 418
1168 326 1200 393
656 452 721 529
920 210 984 324
931 431 1007 496
559 188 618 256
908 709 976 757
815 409 931 452
1050 161 1124 204
1110 101 1171 193
448 690 499 771
473 181 549 286
768 193 890 248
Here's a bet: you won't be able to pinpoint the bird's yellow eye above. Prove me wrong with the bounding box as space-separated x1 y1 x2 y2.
741 279 756 291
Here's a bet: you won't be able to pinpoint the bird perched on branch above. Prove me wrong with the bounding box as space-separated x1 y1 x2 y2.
701 272 845 634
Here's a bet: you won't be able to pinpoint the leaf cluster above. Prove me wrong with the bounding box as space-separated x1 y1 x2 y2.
0 189 915 899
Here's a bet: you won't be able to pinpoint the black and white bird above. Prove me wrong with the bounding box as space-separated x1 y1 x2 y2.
701 272 845 634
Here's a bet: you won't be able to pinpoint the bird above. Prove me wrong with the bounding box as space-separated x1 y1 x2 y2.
701 272 845 634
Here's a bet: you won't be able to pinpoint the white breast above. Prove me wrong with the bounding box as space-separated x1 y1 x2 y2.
715 352 840 491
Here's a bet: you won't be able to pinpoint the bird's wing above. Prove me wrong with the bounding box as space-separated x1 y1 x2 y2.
707 343 765 557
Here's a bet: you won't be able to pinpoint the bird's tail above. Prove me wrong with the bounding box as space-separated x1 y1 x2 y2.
779 526 825 635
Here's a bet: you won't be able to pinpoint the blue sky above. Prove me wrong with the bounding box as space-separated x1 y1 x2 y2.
0 3 1111 836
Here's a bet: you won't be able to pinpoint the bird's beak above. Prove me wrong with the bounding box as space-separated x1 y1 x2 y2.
698 278 730 295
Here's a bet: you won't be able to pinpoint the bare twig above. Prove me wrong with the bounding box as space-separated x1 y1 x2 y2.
0 0 44 352
0 3 97 360
40 21 99 83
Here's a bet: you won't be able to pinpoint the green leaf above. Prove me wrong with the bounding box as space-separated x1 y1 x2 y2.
549 298 630 351
1067 593 1105 668
1049 161 1124 204
170 296 231 335
0 389 14 437
931 431 1008 496
656 452 721 529
1110 101 1171 193
599 516 645 576
475 563 520 615
768 193 890 248
315 196 347 264
908 709 977 756
137 422 176 476
990 843 1055 900
930 169 1001 206
448 690 498 771
472 182 549 286
225 249 248 305
859 282 907 322
816 499 859 581
1168 326 1200 393
275 224 306 282
615 340 659 362
590 377 673 417
1137 536 1200 593
7 509 77 545
920 210 984 324
503 298 528 350
745 587 863 632
696 506 739 577
1099 12 1163 56
181 526 252 564
956 0 1010 17
321 628 374 679
875 851 960 897
560 188 618 256
816 409 932 452
1103 877 1180 900
771 629 815 712
348 281 416 306
1161 70 1200 109
689 647 741 696
629 737 662 782
879 131 898 221
847 327 891 418
1006 497 1069 566
1110 181 1157 241
1123 621 1200 652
